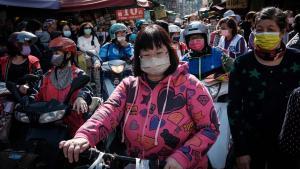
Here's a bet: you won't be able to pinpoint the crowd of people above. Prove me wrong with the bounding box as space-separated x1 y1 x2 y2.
1 6 300 169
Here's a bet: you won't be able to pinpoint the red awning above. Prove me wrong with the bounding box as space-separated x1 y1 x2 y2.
60 0 137 12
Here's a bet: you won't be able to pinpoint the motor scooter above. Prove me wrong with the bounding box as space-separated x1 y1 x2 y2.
101 59 132 101
0 75 98 169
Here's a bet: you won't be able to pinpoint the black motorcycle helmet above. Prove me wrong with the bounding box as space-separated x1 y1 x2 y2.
7 31 37 57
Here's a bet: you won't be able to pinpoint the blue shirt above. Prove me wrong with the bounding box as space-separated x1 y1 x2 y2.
182 47 223 79
99 42 134 62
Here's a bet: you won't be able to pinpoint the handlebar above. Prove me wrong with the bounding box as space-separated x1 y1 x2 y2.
79 148 165 169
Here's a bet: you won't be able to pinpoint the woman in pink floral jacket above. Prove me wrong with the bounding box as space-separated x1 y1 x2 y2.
59 24 219 169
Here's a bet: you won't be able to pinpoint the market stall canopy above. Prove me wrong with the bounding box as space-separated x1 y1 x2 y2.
60 0 138 12
0 0 60 9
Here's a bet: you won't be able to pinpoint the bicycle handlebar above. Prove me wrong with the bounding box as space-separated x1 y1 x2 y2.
80 148 166 169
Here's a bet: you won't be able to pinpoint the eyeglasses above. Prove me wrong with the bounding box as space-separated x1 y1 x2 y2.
139 51 168 59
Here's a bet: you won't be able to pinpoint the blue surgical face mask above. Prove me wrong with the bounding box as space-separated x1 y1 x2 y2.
21 45 31 56
84 28 92 35
63 30 72 37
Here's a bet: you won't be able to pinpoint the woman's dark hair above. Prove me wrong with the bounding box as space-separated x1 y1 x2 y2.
26 19 42 33
219 17 238 36
246 11 256 21
255 7 287 32
154 20 169 34
58 20 71 32
133 24 179 77
7 42 19 57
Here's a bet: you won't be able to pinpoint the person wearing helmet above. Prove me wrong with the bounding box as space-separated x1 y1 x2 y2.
135 19 149 32
99 23 134 62
31 37 92 136
0 31 42 84
169 24 187 60
182 21 224 79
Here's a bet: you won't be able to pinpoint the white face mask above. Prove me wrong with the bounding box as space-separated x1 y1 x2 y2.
140 54 170 76
117 36 126 42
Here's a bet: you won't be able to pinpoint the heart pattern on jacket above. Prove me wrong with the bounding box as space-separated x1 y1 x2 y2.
157 87 186 114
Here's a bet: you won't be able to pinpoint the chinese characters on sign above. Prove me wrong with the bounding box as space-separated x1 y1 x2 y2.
116 8 145 20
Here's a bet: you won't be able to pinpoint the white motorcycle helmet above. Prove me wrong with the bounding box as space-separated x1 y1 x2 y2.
168 24 181 33
183 21 208 45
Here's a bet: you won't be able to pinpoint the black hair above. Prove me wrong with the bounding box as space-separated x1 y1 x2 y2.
154 20 169 34
255 7 287 32
26 19 42 33
50 31 62 40
16 21 28 32
7 41 21 57
246 11 256 21
133 24 179 77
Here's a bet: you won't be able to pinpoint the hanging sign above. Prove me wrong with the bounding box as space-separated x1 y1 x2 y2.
116 8 145 20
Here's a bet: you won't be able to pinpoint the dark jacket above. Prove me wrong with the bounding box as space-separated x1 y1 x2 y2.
228 48 300 157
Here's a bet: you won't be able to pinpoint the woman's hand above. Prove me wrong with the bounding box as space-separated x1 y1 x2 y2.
59 138 90 163
236 155 251 169
164 157 183 169
73 97 88 114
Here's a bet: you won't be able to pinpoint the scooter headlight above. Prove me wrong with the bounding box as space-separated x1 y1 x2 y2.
110 64 125 74
15 112 30 123
39 110 66 123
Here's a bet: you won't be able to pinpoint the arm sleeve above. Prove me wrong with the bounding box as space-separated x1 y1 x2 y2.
99 43 109 62
34 73 48 101
227 59 250 156
77 37 86 52
170 76 219 169
76 70 93 105
93 37 101 54
238 37 247 55
30 60 43 93
74 78 129 146
122 43 134 59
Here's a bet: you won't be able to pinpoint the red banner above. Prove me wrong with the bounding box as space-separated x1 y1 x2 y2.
116 8 144 20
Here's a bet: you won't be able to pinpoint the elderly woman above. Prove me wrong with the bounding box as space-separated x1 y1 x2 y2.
59 24 219 169
228 7 300 169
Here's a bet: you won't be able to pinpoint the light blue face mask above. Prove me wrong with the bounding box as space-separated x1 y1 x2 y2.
84 28 92 35
63 30 71 37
